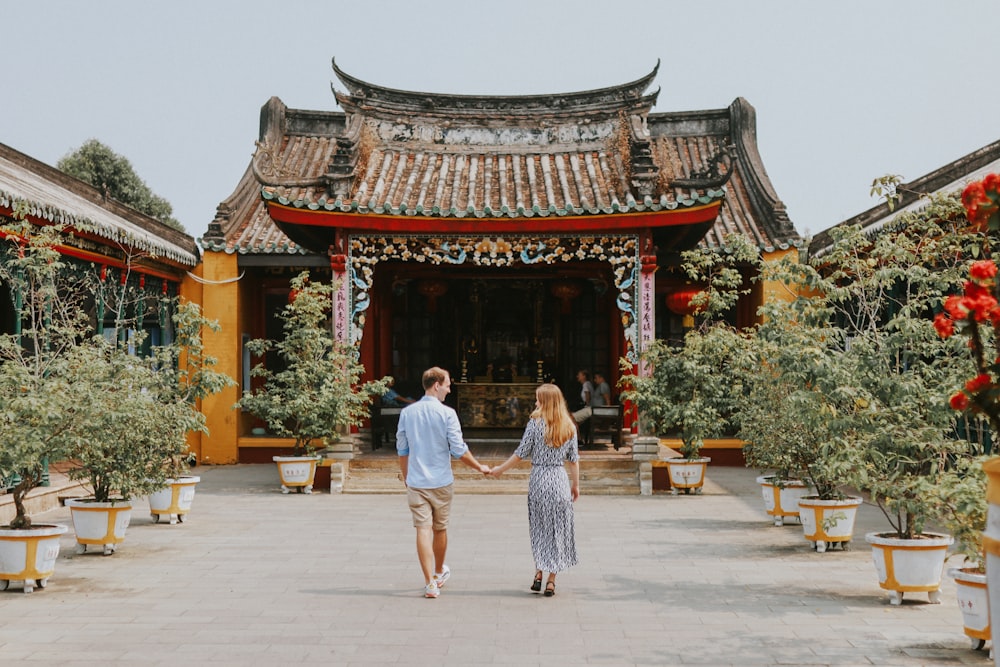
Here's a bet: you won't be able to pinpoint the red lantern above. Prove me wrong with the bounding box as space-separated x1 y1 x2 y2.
417 279 448 312
666 288 703 316
550 280 582 314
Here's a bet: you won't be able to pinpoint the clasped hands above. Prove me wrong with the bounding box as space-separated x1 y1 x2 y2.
477 464 504 478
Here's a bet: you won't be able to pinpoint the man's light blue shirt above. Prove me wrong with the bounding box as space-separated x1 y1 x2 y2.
396 395 468 489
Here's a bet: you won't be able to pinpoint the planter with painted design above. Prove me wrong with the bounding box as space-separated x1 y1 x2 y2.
865 531 953 605
756 475 812 526
662 457 710 495
273 456 321 494
797 496 863 553
0 524 68 593
148 475 201 524
65 498 132 556
948 567 991 651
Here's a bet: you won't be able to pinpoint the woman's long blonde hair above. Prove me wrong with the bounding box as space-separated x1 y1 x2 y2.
531 383 576 448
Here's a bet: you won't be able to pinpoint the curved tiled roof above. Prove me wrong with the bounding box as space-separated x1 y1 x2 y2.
0 143 199 266
202 63 801 256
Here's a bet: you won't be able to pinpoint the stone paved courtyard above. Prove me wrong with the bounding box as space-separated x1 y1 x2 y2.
0 464 990 666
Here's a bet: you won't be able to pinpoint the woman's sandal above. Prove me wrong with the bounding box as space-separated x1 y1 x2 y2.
531 573 543 592
544 581 556 597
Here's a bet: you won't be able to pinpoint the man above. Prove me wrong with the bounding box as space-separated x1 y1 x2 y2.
571 369 596 423
592 372 612 407
397 367 489 598
381 377 415 407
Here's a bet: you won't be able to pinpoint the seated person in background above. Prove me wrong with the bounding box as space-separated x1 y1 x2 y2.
592 372 612 407
381 378 416 407
571 369 596 423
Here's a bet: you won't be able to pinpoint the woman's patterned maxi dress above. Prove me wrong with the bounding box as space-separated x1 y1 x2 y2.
514 418 579 572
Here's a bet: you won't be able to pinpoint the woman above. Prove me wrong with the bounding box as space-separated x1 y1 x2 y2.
489 382 580 596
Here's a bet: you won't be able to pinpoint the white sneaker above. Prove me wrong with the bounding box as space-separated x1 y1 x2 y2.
434 564 451 589
424 581 440 598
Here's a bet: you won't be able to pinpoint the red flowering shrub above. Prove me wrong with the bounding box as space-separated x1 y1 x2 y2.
962 173 1000 232
941 174 1000 431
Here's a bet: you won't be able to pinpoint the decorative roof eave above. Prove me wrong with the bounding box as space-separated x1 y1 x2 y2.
261 186 724 220
197 236 313 256
0 192 198 268
264 196 723 237
331 58 661 119
702 236 806 254
0 143 199 268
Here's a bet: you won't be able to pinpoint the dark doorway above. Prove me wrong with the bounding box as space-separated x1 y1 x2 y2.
384 265 615 398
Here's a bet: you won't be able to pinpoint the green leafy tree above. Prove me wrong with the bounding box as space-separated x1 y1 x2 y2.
622 234 760 459
0 206 231 523
65 302 235 502
237 272 389 456
738 292 864 500
760 189 986 538
0 212 97 527
57 139 184 232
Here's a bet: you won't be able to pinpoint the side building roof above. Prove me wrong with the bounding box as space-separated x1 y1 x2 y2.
203 61 801 257
810 138 1000 258
0 142 199 268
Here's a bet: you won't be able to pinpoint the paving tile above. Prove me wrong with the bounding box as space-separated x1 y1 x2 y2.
0 464 988 665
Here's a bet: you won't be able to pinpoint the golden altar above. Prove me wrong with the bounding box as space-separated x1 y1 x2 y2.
455 382 539 428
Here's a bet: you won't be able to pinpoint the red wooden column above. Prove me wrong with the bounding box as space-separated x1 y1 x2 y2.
628 240 659 432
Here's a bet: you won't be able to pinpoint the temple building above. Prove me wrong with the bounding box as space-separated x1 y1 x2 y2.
195 60 803 464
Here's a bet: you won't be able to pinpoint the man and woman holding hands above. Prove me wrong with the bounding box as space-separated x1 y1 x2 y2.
396 367 580 599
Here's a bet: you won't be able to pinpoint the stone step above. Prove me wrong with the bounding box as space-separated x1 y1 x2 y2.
342 457 639 495
0 475 88 526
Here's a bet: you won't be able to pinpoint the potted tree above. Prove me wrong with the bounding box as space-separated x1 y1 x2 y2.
237 272 388 494
929 455 991 651
629 327 743 494
0 215 91 590
931 172 1000 648
624 235 758 495
793 186 981 599
145 303 235 525
737 269 865 546
65 302 233 550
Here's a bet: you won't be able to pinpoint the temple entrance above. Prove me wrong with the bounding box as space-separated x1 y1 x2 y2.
371 263 619 415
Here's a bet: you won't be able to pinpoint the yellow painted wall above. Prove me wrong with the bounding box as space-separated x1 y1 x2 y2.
182 251 241 464
758 247 800 318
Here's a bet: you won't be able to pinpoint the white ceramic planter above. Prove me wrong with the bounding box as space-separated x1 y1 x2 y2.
797 496 862 553
65 498 132 556
0 524 68 593
984 457 1000 667
756 476 812 526
273 456 320 494
148 476 201 525
865 531 953 605
949 567 991 651
662 457 710 495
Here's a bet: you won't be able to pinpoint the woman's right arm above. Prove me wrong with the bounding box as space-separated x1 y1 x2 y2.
491 419 536 476
489 453 522 477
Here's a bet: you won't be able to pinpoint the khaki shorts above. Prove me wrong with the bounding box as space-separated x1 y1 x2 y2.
407 485 454 530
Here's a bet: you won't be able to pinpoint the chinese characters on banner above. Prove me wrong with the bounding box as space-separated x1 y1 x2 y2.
334 274 350 345
640 270 655 377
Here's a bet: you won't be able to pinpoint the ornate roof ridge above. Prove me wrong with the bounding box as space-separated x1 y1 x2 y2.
331 58 660 118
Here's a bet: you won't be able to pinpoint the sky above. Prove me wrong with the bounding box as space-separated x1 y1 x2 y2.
4 1 999 241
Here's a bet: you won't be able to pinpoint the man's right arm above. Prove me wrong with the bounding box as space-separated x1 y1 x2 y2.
398 455 409 484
